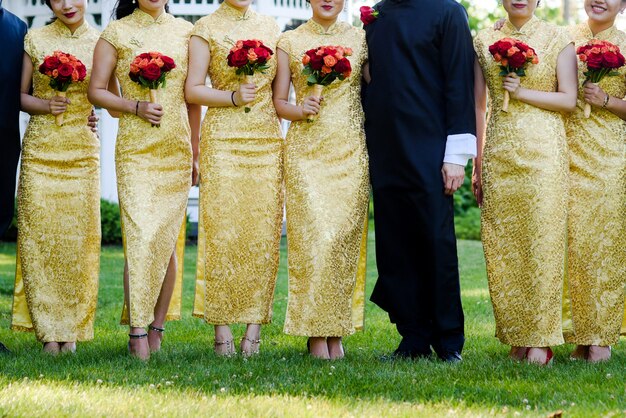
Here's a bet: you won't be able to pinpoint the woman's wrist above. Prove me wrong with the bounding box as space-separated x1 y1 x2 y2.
231 91 239 107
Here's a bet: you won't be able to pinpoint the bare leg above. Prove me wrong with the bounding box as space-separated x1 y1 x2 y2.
60 342 76 353
214 325 235 356
308 337 330 360
240 324 261 356
43 342 61 355
327 337 344 360
509 346 528 361
587 345 611 363
148 251 178 352
125 259 150 360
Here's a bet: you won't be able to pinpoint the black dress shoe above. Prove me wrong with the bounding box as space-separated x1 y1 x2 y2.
437 351 462 363
0 342 11 354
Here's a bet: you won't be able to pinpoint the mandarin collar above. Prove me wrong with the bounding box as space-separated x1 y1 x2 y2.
52 18 90 38
131 7 172 26
217 1 254 21
503 15 540 37
581 21 619 41
305 18 343 36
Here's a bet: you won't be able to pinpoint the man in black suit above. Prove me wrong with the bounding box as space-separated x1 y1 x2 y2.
363 0 476 362
0 0 28 354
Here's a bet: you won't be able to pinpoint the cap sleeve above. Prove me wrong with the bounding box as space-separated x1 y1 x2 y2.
23 31 37 64
191 17 211 44
99 21 120 50
277 32 291 55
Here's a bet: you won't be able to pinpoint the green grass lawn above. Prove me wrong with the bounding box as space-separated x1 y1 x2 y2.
0 227 624 417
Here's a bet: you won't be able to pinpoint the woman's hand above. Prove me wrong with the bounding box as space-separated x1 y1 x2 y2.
48 95 69 116
137 101 164 125
583 82 608 108
301 96 321 117
472 162 483 207
503 74 522 99
234 82 256 106
493 18 506 31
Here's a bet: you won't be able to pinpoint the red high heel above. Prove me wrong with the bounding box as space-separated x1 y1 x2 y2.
544 347 554 366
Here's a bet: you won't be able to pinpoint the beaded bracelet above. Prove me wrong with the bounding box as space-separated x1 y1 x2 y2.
135 100 140 115
602 94 610 109
231 91 238 107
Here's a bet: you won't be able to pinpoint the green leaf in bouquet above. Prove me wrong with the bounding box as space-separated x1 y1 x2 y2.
307 74 318 85
302 67 313 76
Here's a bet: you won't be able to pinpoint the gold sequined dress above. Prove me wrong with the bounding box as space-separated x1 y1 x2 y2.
474 17 571 346
100 10 192 328
11 20 100 342
561 23 626 345
190 3 284 325
278 20 370 337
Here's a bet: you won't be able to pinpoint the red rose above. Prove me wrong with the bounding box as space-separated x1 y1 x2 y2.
228 48 249 67
602 51 624 68
40 56 60 72
76 63 87 81
142 62 162 81
139 52 152 60
57 62 74 78
508 51 526 69
586 53 603 70
360 6 378 26
242 39 260 49
309 53 324 70
161 55 176 71
254 46 271 63
334 57 351 74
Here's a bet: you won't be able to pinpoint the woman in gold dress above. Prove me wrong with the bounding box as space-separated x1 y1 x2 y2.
12 0 101 355
88 0 200 360
273 0 370 360
563 0 626 363
185 0 283 356
473 0 578 364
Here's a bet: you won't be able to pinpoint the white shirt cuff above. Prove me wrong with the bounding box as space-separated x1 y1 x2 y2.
443 133 477 167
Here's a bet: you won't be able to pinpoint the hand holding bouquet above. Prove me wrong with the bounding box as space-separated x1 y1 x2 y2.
577 39 625 118
301 45 352 121
488 38 538 112
227 39 274 113
38 50 87 126
129 51 176 126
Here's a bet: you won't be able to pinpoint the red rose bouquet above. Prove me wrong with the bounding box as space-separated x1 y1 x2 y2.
488 38 539 112
360 6 379 26
129 51 176 126
577 39 625 118
38 50 87 126
301 45 352 121
227 39 274 113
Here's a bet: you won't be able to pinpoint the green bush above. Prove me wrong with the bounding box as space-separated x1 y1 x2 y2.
100 199 123 245
455 207 481 241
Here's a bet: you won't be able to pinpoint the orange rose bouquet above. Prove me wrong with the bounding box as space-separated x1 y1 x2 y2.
227 39 274 113
577 39 625 118
488 38 539 112
129 51 176 126
301 45 352 121
38 50 87 126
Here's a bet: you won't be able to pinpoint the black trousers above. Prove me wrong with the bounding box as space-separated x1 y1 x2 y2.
370 186 464 353
0 134 20 236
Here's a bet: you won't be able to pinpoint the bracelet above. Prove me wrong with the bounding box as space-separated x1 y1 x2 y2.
231 91 238 107
602 94 610 109
135 100 140 115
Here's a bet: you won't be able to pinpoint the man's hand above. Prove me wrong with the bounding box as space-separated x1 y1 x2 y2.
88 108 99 136
442 163 465 196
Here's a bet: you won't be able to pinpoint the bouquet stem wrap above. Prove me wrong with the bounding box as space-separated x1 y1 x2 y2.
149 89 159 127
584 102 592 118
502 89 510 113
308 84 324 122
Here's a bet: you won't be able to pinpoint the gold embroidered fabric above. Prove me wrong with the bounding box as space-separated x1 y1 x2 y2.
11 20 101 342
190 3 284 324
474 17 572 346
561 23 626 345
277 20 370 337
100 10 192 328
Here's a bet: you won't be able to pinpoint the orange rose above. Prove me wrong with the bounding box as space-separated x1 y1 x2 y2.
506 47 519 57
59 55 70 64
321 65 332 74
501 58 508 67
323 55 337 67
52 69 59 77
344 47 353 56
302 54 311 65
155 57 164 67
247 50 258 63
532 56 539 64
